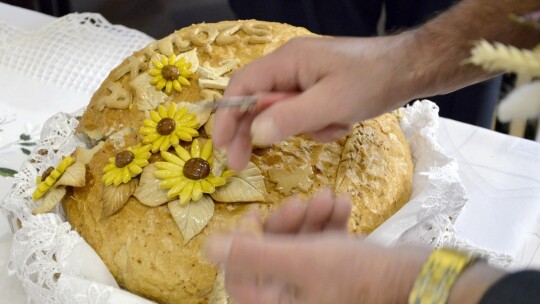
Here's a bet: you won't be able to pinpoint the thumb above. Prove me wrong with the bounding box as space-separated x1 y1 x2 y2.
251 79 339 146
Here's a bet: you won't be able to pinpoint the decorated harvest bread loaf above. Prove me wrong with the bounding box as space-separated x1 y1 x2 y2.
30 21 413 303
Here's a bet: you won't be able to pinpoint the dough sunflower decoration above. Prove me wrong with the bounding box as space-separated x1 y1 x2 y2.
133 137 269 243
33 156 74 201
102 144 152 186
154 139 233 206
139 103 200 153
32 155 87 214
149 53 194 95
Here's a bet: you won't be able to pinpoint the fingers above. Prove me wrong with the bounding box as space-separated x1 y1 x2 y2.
225 271 295 304
298 188 335 233
225 112 256 171
264 196 306 234
205 234 306 283
220 92 299 171
263 188 352 234
250 78 338 146
324 195 352 231
305 123 351 143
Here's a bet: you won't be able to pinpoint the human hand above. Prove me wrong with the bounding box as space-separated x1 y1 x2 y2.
214 34 421 171
205 189 428 304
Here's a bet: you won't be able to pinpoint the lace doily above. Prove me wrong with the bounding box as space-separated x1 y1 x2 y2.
374 101 513 266
0 13 153 95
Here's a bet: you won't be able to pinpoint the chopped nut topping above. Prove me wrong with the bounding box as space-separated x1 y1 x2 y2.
115 150 135 168
161 65 181 80
183 158 211 180
156 117 176 135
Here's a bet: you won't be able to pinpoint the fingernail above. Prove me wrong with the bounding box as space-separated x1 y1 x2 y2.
251 117 280 146
203 235 233 266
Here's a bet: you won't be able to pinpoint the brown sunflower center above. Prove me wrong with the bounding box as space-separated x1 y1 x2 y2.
41 166 54 181
161 65 180 80
156 118 176 135
183 158 211 180
115 150 135 168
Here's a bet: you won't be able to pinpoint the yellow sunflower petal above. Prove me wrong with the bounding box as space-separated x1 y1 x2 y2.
161 151 185 166
177 113 196 123
191 139 201 158
149 69 161 76
133 159 149 167
201 179 215 193
174 146 191 162
152 59 164 69
176 131 193 142
167 179 188 198
161 56 169 66
152 137 165 153
201 140 213 161
192 181 203 201
159 136 171 151
176 106 187 117
103 163 116 172
155 161 181 172
122 168 131 183
128 164 143 175
142 133 161 144
207 176 226 187
169 54 176 65
104 174 116 186
178 76 191 86
165 81 173 95
169 134 180 146
156 79 167 91
143 119 157 128
166 102 176 117
173 80 182 91
150 76 162 85
150 110 161 123
159 176 185 188
179 181 194 205
157 105 168 118
113 174 123 186
177 127 199 137
139 127 156 135
155 169 182 179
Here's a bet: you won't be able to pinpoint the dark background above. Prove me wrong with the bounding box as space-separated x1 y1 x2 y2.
2 0 235 38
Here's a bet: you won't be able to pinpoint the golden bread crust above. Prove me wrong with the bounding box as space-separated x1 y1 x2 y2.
64 20 413 304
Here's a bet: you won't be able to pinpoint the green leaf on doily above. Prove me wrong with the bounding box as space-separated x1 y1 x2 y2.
21 148 31 155
19 142 36 147
0 167 17 177
19 133 31 141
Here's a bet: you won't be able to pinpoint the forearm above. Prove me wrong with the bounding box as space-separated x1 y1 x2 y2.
448 262 506 304
407 0 540 98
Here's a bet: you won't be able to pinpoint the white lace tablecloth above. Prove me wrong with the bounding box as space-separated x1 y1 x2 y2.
1 3 540 303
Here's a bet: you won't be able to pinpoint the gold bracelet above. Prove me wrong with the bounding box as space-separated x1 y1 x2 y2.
408 248 476 304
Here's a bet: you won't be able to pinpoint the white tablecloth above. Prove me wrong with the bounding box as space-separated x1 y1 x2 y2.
1 2 540 302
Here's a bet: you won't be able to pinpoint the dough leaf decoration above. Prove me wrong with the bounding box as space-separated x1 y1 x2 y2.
211 162 268 203
168 196 214 244
101 179 139 219
33 187 66 214
56 161 86 187
134 164 173 207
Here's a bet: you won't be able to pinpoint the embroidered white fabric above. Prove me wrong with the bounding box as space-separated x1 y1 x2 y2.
0 12 511 304
0 13 153 95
